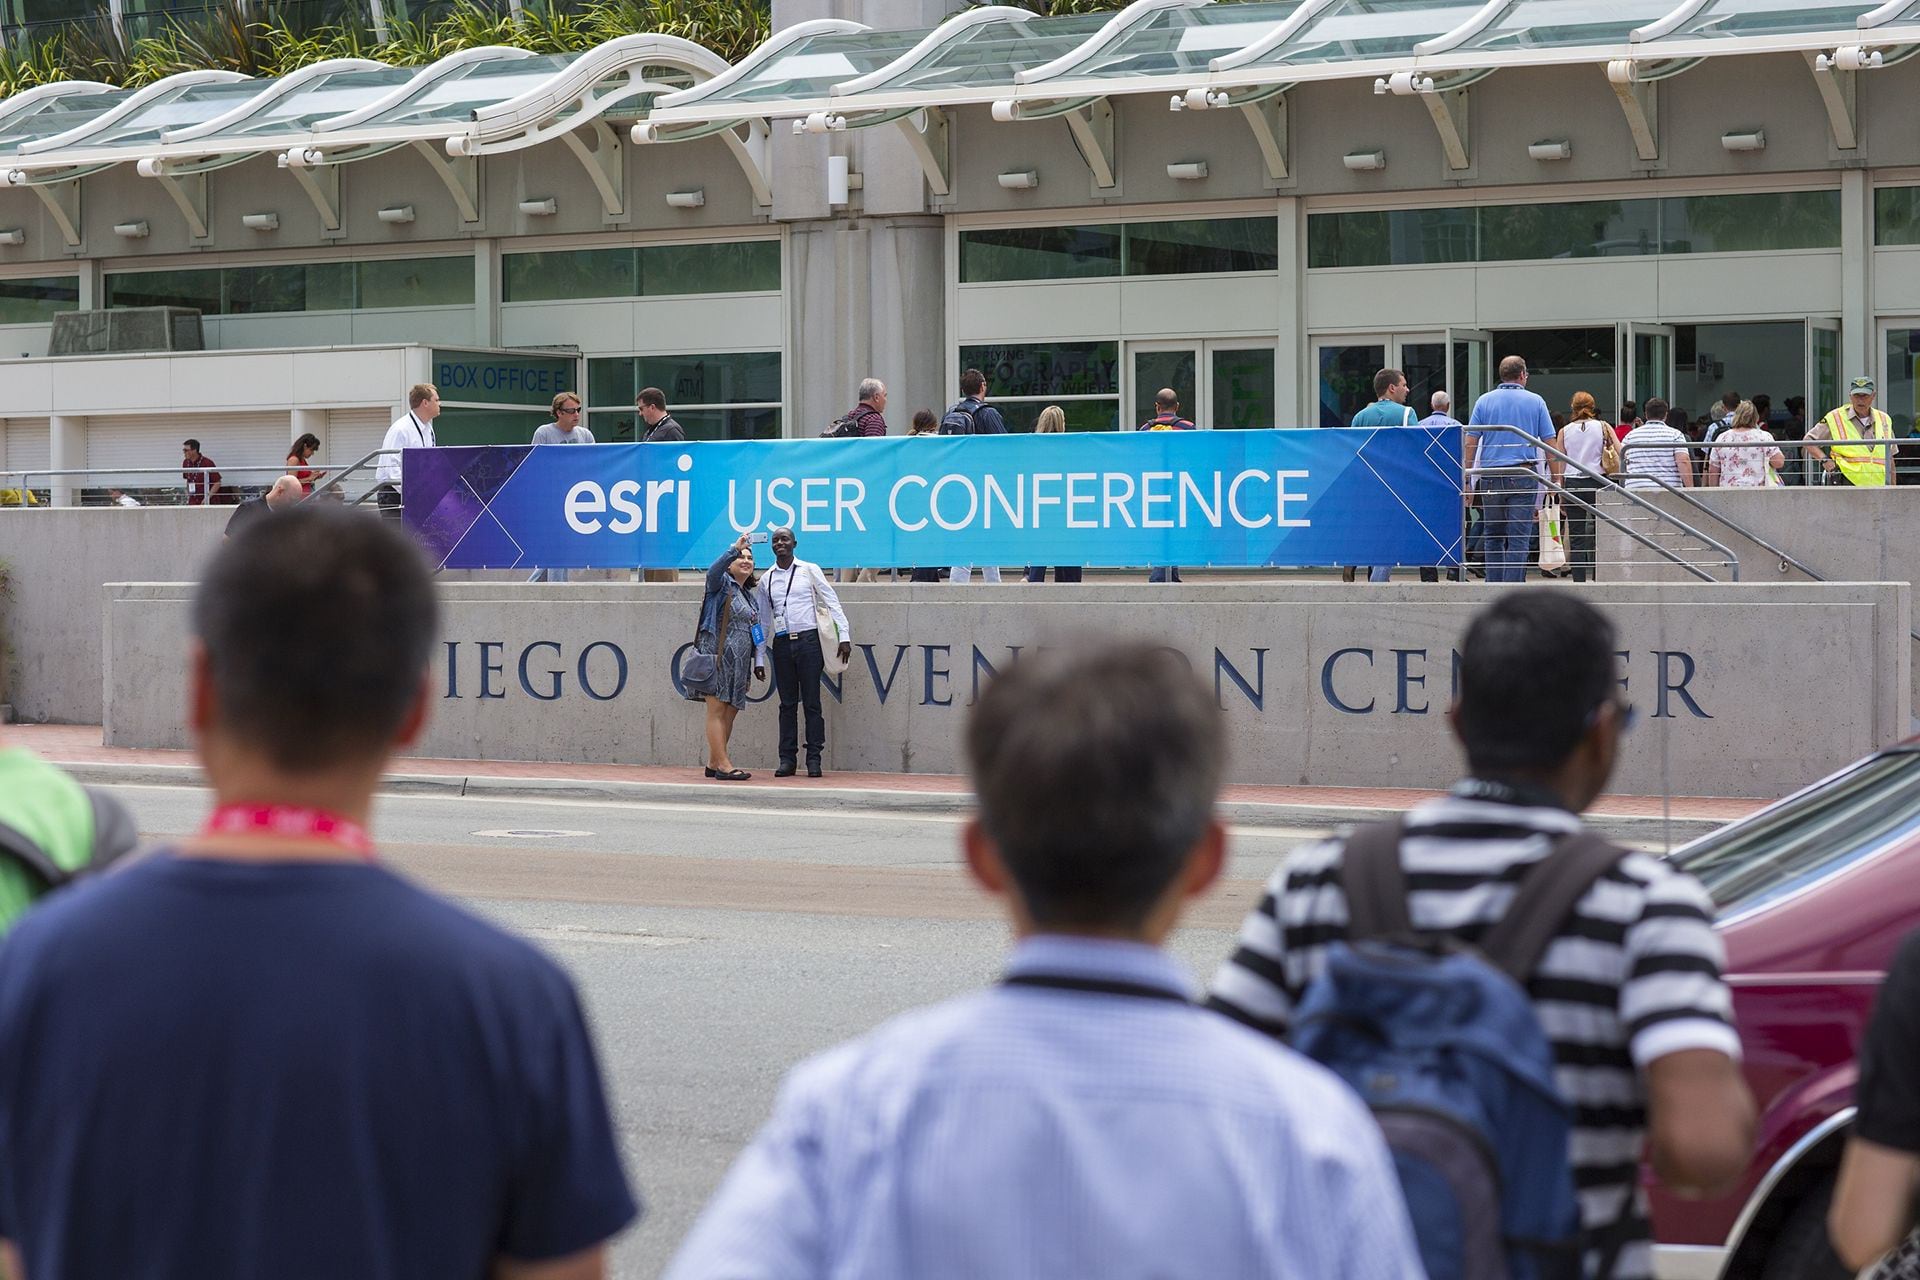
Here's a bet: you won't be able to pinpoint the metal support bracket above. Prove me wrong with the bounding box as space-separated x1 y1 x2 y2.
1423 87 1470 171
280 151 342 233
1239 94 1288 181
152 169 209 240
1606 60 1659 162
412 139 480 224
30 178 80 248
893 105 950 197
560 119 625 218
1063 97 1116 191
717 117 773 207
1805 50 1859 149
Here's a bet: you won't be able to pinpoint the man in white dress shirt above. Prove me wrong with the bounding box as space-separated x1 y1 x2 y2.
374 383 440 520
753 527 852 778
664 643 1423 1280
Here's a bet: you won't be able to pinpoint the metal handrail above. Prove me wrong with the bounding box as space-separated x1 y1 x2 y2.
307 448 396 508
1472 425 1743 581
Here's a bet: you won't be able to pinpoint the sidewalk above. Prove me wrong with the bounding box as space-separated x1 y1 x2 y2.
11 724 1765 839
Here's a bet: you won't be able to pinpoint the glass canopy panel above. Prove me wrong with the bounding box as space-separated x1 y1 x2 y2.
1446 0 1688 53
695 27 930 107
1059 2 1298 81
847 13 1112 95
1241 0 1490 67
348 53 576 129
1661 0 1883 40
195 67 418 140
0 93 127 156
59 80 272 151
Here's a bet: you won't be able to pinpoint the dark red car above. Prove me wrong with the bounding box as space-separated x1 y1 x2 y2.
1651 744 1920 1279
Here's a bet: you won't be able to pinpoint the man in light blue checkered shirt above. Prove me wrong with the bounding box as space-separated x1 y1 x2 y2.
664 643 1423 1280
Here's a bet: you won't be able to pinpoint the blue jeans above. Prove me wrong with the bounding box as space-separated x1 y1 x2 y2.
1477 475 1539 584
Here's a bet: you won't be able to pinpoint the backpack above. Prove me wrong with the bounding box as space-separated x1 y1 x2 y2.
1289 820 1628 1280
823 412 863 439
0 786 139 924
939 399 981 436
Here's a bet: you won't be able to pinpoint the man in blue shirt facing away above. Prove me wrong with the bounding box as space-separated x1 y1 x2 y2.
1464 354 1554 583
665 642 1424 1280
1420 389 1464 428
0 505 638 1280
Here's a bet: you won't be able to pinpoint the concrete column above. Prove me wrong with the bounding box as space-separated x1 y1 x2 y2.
291 406 325 453
76 258 103 312
49 414 84 508
473 238 500 348
1841 166 1871 384
1278 196 1304 426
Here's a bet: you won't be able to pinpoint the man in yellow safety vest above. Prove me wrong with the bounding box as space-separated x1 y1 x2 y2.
1807 375 1898 486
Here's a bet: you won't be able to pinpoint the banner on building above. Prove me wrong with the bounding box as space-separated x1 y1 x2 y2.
404 427 1464 570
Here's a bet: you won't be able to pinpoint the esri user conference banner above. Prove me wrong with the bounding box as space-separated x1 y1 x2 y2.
404 427 1464 571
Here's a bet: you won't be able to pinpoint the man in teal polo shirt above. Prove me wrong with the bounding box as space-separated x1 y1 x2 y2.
1348 369 1419 583
1463 355 1554 583
0 734 138 933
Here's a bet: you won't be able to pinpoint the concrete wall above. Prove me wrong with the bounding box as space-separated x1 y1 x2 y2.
102 579 1910 799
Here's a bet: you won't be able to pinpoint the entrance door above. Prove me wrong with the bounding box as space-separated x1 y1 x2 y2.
1399 336 1448 422
1130 342 1199 430
1625 322 1675 410
1810 319 1840 423
1208 342 1278 429
1448 329 1492 420
1312 336 1388 427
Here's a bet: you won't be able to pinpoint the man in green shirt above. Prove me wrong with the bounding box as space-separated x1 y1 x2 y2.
0 736 138 933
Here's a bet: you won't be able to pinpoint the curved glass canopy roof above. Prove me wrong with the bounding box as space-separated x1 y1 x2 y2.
0 0 1910 182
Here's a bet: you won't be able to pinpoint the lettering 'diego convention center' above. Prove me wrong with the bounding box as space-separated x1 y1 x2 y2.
440 642 1711 721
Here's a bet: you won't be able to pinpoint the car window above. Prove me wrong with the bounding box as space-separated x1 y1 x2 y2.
1668 752 1920 916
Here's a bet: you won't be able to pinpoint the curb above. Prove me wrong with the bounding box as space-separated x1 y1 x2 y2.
59 760 1729 843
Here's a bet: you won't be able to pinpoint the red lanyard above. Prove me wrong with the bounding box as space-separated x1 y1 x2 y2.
201 804 375 860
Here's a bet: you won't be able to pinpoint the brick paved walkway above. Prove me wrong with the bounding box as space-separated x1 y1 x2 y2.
7 723 1767 822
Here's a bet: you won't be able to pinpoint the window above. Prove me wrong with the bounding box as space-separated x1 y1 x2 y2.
105 256 471 314
1876 186 1920 247
958 217 1279 283
501 240 780 302
957 340 1120 432
0 275 79 325
585 351 782 441
1309 189 1841 268
1669 752 1920 916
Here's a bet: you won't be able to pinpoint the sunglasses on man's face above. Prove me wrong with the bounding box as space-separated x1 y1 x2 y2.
559 405 581 414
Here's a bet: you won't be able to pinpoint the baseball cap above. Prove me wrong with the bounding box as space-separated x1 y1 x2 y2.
1850 375 1877 394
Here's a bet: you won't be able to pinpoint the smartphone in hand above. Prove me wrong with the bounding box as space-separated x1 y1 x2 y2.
748 531 770 545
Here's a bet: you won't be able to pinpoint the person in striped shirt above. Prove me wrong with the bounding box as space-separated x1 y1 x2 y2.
1209 589 1754 1280
665 642 1424 1280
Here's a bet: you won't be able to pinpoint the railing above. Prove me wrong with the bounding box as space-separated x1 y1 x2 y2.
1618 434 1904 489
0 451 394 507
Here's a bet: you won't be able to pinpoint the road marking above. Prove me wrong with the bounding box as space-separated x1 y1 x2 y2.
471 828 593 839
524 925 700 947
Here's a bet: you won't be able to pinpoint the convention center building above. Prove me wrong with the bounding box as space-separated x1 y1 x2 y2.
2 0 1919 496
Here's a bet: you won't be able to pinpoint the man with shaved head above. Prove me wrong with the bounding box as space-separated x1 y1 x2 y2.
223 474 305 540
753 526 853 778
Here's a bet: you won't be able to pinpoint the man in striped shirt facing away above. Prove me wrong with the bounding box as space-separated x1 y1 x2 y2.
665 643 1424 1280
1209 589 1754 1280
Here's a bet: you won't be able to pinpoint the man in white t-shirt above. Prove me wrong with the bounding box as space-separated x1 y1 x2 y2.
1619 397 1694 491
527 391 595 584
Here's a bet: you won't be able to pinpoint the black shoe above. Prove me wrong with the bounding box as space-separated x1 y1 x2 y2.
806 761 823 778
774 762 797 778
703 766 716 778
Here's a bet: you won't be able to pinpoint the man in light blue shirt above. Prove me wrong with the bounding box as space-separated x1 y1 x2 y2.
1464 355 1554 583
526 391 594 583
1419 389 1464 428
664 644 1424 1280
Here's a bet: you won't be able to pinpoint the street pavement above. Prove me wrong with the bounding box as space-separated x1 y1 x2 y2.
100 782 1328 1279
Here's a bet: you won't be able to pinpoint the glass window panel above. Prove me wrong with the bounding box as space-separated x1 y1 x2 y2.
992 399 1119 433
959 226 1121 282
1317 343 1386 428
502 248 637 302
1400 342 1447 420
640 240 780 295
104 268 223 312
1877 186 1920 247
1257 0 1487 67
1886 328 1920 440
587 408 638 443
1669 752 1920 914
1667 0 1882 42
1068 5 1294 81
589 357 637 408
1480 198 1660 261
959 341 1120 398
1213 348 1276 429
222 262 351 314
355 256 474 309
1451 0 1681 53
433 407 553 447
854 13 1110 96
706 27 928 106
366 54 574 128
0 275 78 325
1124 217 1278 276
667 406 783 441
633 351 781 405
1307 208 1475 268
1132 348 1197 427
1660 190 1840 253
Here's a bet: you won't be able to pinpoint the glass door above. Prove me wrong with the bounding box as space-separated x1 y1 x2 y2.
1208 342 1278 429
1447 329 1491 421
1810 319 1840 424
1129 342 1200 430
1397 334 1447 423
1625 322 1675 409
1312 336 1389 427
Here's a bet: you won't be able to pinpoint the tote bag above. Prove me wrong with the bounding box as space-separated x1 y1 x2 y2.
808 564 851 675
1537 503 1568 573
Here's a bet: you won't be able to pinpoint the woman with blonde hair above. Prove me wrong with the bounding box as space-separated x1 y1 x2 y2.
1708 400 1785 489
1024 405 1083 584
1552 391 1609 582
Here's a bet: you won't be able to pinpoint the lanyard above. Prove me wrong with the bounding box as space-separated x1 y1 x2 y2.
201 804 376 860
1002 973 1190 1005
408 412 428 448
1450 777 1572 812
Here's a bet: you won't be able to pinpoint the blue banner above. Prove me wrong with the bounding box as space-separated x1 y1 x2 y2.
405 428 1464 570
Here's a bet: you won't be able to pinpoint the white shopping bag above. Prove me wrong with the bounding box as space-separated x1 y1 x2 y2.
1537 502 1568 573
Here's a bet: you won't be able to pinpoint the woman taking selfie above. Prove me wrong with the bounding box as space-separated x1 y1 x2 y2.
683 534 761 781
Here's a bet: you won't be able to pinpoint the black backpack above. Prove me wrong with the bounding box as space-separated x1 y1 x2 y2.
939 399 981 436
823 412 863 439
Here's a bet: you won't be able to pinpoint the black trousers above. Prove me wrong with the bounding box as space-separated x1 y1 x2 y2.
1023 566 1083 583
772 630 826 764
376 483 402 519
1566 477 1599 582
